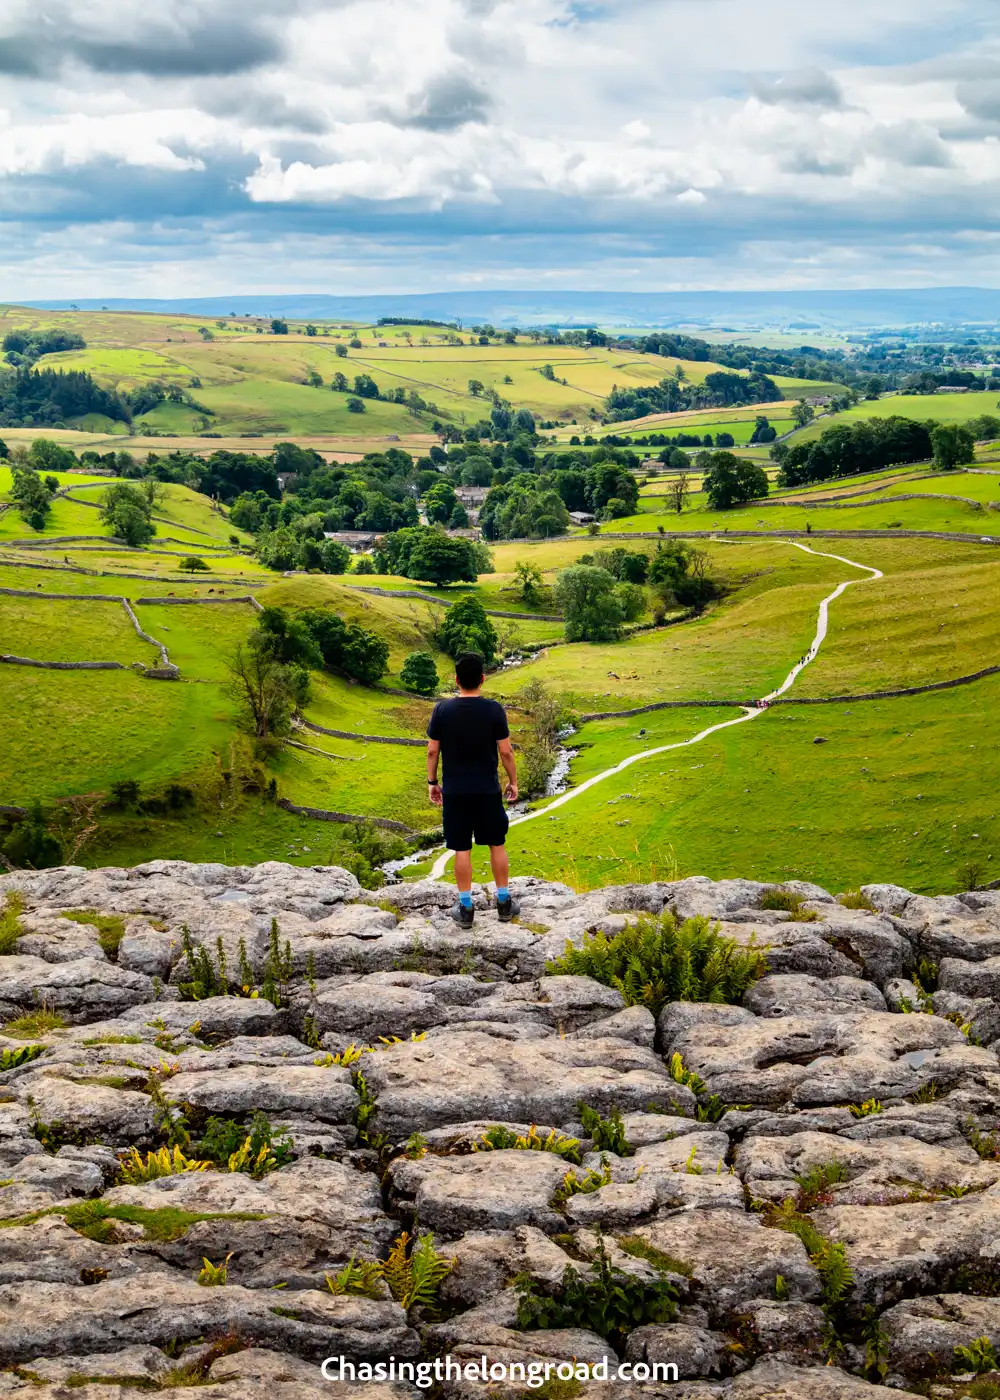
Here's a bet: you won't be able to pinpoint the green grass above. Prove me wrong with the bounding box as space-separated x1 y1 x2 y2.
619 490 996 537
0 665 237 804
133 601 257 681
0 595 153 664
460 676 1000 896
793 390 1000 441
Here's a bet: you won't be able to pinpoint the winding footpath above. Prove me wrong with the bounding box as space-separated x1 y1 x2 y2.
430 541 883 878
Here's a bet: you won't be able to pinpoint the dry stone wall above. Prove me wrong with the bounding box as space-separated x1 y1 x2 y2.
0 862 998 1398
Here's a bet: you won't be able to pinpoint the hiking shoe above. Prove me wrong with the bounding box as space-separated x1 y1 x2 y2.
496 894 520 922
450 901 475 930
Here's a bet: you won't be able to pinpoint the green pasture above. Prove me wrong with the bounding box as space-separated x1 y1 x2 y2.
794 391 1000 443
135 602 257 681
273 730 431 830
0 666 237 805
618 489 997 536
304 671 431 740
490 541 853 711
457 676 1000 897
0 594 152 664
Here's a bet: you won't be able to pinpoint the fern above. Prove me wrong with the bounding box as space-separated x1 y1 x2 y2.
546 911 767 1015
380 1231 454 1312
578 1104 633 1157
326 1253 384 1300
118 1146 211 1183
196 1254 232 1286
551 1156 614 1209
0 1044 45 1071
177 927 227 1001
667 1052 707 1098
794 1159 849 1210
475 1124 582 1163
955 1337 1000 1375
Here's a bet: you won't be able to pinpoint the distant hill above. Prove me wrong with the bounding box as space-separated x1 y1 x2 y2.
12 287 1000 330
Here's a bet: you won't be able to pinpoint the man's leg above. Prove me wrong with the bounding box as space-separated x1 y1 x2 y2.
454 849 474 895
488 845 509 891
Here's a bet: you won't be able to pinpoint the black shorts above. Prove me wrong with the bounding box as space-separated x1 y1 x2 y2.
442 791 509 851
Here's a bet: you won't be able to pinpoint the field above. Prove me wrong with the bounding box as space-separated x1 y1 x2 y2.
1 304 999 894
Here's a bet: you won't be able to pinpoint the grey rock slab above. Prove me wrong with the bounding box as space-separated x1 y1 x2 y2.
569 1005 657 1047
619 1112 722 1148
629 1210 819 1319
23 1345 180 1384
914 912 1000 965
0 1274 416 1363
745 975 886 1018
813 1190 1000 1306
666 877 771 921
0 956 154 1022
388 1149 570 1233
881 1293 1000 1375
17 1076 155 1145
939 953 1000 1000
0 1214 151 1286
838 1101 964 1147
625 1323 728 1379
737 1131 1000 1206
657 1000 756 1056
728 1359 924 1398
5 1152 103 1196
439 1226 580 1307
718 922 861 980
106 1159 394 1284
163 1064 356 1122
932 989 1000 1046
363 1030 681 1139
14 913 105 965
117 921 180 979
730 1300 827 1363
564 1177 659 1228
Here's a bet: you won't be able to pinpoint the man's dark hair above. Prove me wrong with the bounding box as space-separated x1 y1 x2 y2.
455 651 485 690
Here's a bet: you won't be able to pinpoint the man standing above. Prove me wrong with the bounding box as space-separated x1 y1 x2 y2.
426 651 519 928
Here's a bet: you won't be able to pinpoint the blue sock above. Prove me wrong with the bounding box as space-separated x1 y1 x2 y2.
459 891 473 909
496 886 509 902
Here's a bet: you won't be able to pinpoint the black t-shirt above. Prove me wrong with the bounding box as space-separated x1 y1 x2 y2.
427 696 510 795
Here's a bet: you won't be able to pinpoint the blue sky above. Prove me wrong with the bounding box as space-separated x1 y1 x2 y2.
3 0 1000 296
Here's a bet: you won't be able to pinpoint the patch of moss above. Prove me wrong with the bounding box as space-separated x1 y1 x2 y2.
0 1200 268 1242
2 1009 67 1038
82 1035 143 1046
616 1234 693 1276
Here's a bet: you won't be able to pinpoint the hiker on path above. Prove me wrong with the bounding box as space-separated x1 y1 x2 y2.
426 651 519 929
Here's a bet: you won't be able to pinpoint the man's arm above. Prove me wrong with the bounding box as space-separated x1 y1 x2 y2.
498 737 518 803
426 738 443 807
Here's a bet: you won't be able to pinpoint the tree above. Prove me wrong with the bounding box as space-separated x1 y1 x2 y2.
305 324 318 337
179 556 210 572
346 397 365 413
341 625 390 685
702 452 769 510
225 643 304 741
100 482 156 546
252 606 323 669
406 533 480 586
614 581 646 622
335 342 348 358
271 319 289 335
666 471 690 515
931 423 976 471
439 595 499 664
423 480 458 524
320 539 351 574
514 559 543 601
468 379 485 397
401 651 439 695
353 373 379 399
791 401 815 429
10 464 53 529
352 554 376 574
554 565 623 642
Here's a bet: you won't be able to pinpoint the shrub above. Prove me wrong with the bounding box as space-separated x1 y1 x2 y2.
546 912 767 1015
198 1110 294 1178
515 1232 677 1348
